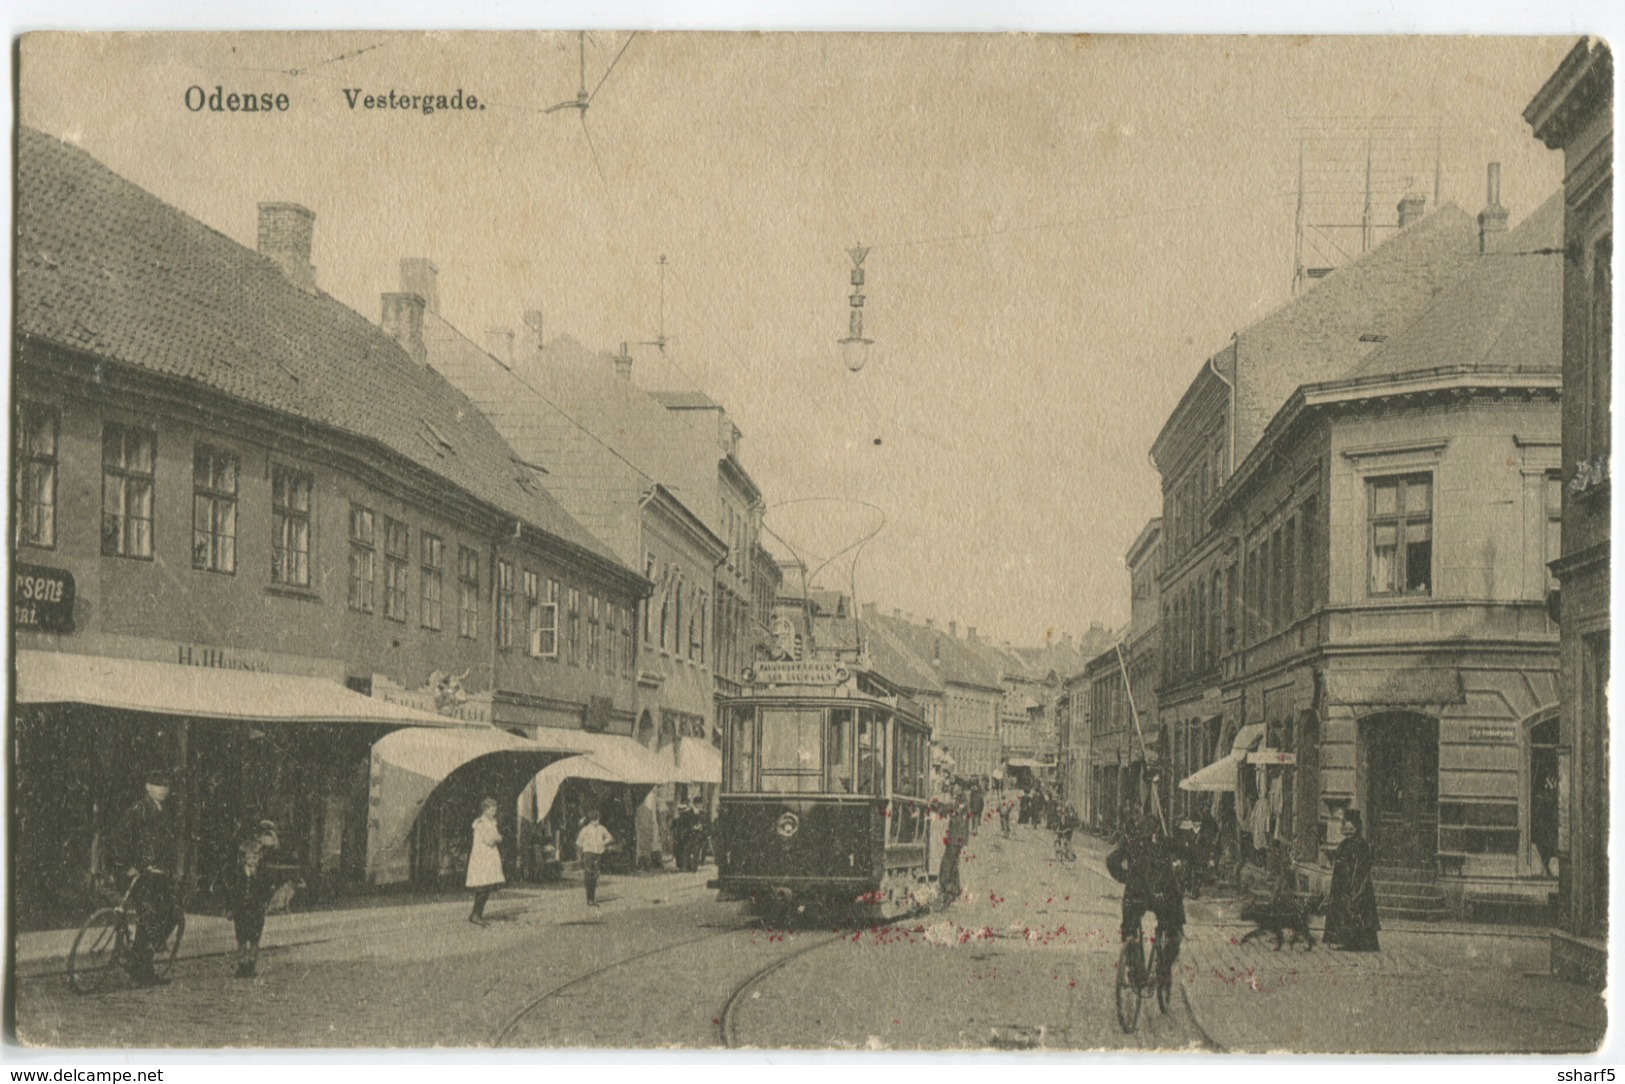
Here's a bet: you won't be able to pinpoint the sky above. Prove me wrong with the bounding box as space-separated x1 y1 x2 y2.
18 32 1575 644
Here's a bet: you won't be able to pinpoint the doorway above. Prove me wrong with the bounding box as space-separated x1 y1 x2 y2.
1361 712 1439 866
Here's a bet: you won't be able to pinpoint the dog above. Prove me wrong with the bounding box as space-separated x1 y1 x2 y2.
1238 892 1324 951
265 877 305 916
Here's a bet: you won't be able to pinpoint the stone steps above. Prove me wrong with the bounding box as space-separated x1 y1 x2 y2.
1374 864 1448 921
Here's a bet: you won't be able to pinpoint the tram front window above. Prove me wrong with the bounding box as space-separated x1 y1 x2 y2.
828 709 854 793
759 708 825 793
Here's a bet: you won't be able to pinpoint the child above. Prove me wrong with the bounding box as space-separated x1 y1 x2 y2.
224 820 281 979
574 809 614 907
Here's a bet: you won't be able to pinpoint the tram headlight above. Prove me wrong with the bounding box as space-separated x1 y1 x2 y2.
775 811 800 840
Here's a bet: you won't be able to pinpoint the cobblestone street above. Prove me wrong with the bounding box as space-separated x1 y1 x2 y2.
12 822 1604 1052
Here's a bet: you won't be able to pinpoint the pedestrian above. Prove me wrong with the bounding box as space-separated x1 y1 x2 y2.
466 797 505 926
113 768 180 986
1324 810 1381 952
997 792 1013 837
969 786 985 835
223 820 281 978
575 808 615 907
937 789 968 908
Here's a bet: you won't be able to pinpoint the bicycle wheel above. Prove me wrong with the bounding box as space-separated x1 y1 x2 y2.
68 908 124 994
153 910 186 979
1115 939 1144 1034
1151 940 1172 1014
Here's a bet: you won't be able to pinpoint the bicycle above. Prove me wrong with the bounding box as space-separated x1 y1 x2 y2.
68 872 186 994
1114 916 1174 1033
1052 829 1077 863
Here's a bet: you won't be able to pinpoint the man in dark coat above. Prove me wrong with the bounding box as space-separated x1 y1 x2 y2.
937 789 969 907
1106 813 1186 978
113 769 180 985
968 786 986 835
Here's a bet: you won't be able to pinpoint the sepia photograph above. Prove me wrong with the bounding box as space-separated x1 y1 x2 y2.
6 26 1614 1056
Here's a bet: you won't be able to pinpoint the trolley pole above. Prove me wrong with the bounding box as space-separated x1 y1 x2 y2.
1115 641 1168 836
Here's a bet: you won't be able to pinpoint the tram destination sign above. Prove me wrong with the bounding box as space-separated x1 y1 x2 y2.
749 661 849 686
14 563 75 634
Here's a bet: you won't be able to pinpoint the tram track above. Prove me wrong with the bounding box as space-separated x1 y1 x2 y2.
716 932 845 1048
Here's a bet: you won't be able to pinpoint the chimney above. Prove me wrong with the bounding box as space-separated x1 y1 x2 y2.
522 310 545 357
1397 193 1426 228
613 342 634 380
925 618 936 631
486 328 515 366
1478 163 1509 253
381 293 427 366
967 627 978 642
399 258 440 313
949 621 958 639
256 203 316 292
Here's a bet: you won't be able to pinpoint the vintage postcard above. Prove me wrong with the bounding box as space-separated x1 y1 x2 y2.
8 31 1612 1055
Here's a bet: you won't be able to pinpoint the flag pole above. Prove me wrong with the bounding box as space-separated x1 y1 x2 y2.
1115 640 1167 836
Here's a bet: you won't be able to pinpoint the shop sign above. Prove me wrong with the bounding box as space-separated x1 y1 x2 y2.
1467 725 1514 743
748 661 849 687
1248 749 1296 765
14 563 75 634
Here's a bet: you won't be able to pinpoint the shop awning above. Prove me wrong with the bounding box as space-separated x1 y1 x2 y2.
15 650 458 727
668 738 722 784
368 726 564 885
526 740 680 826
1178 723 1266 793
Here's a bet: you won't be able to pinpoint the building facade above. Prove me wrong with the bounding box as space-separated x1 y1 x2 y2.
13 129 647 924
1526 36 1612 982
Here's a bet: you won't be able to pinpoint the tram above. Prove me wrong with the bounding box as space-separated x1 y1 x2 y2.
715 657 936 921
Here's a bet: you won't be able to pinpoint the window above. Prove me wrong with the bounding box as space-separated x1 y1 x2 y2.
383 518 410 621
827 709 855 792
526 571 557 658
1589 236 1612 458
857 711 887 794
760 708 825 793
726 707 755 791
643 554 656 643
1281 519 1296 622
621 605 634 676
1299 497 1318 615
420 533 444 630
587 594 600 669
457 545 480 638
1369 474 1432 595
191 446 239 573
567 587 582 665
697 596 708 665
496 560 516 650
605 603 618 674
347 505 376 612
102 423 155 559
1545 472 1564 592
15 403 58 548
272 465 312 587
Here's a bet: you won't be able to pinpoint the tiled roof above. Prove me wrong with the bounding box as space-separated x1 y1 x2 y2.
869 614 1004 690
15 127 625 573
1351 192 1564 379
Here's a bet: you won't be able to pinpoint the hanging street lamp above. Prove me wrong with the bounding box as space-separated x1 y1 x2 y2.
838 244 873 372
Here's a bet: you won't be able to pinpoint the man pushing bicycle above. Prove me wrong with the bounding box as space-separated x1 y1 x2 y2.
112 768 180 986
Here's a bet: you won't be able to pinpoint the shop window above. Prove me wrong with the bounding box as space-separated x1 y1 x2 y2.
102 423 155 559
1437 802 1519 854
192 445 238 574
271 465 313 587
496 560 516 650
457 545 480 639
347 505 376 613
16 403 58 549
420 533 444 631
383 517 410 622
1369 474 1432 595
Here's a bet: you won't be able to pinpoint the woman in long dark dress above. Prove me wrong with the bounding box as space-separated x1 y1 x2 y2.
1324 809 1381 951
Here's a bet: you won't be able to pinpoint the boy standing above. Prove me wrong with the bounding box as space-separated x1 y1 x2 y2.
575 810 614 907
224 820 281 978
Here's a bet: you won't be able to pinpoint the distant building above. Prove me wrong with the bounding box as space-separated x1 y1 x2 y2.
1526 36 1611 984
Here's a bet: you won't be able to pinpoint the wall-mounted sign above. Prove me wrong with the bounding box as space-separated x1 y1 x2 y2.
1467 725 1514 744
1248 749 1297 765
748 661 849 687
14 563 75 634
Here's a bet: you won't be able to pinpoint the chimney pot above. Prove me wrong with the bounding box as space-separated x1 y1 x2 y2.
949 621 958 638
399 258 440 313
1397 194 1426 228
1478 163 1509 253
968 626 978 642
614 342 634 380
381 292 428 367
256 202 316 292
486 328 515 366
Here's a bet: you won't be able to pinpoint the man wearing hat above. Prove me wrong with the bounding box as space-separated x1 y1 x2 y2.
113 768 180 985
